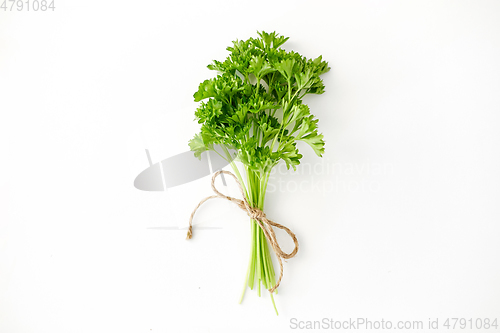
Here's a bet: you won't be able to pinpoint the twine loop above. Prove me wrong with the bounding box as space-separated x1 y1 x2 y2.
186 170 299 293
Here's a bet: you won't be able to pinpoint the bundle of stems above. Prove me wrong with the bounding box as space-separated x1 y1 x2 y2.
229 162 278 312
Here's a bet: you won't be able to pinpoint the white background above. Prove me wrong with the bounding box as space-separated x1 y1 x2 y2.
1 1 500 332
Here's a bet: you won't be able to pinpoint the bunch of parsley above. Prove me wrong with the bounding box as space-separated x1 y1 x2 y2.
189 31 329 313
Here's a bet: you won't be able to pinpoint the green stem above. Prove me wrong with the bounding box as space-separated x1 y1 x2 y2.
238 167 279 315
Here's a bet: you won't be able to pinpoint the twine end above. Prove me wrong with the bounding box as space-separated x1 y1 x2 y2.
186 226 193 240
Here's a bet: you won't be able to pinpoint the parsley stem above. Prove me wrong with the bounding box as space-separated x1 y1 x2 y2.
237 167 279 313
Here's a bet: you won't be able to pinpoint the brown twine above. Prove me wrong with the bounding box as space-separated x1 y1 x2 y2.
186 170 299 293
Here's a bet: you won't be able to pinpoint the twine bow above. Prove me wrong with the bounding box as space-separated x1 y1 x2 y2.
187 170 299 293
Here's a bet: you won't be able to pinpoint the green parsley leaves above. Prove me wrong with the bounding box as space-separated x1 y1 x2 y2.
190 31 329 173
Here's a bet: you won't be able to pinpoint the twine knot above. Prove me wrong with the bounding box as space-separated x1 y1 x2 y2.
186 170 299 293
248 207 266 221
